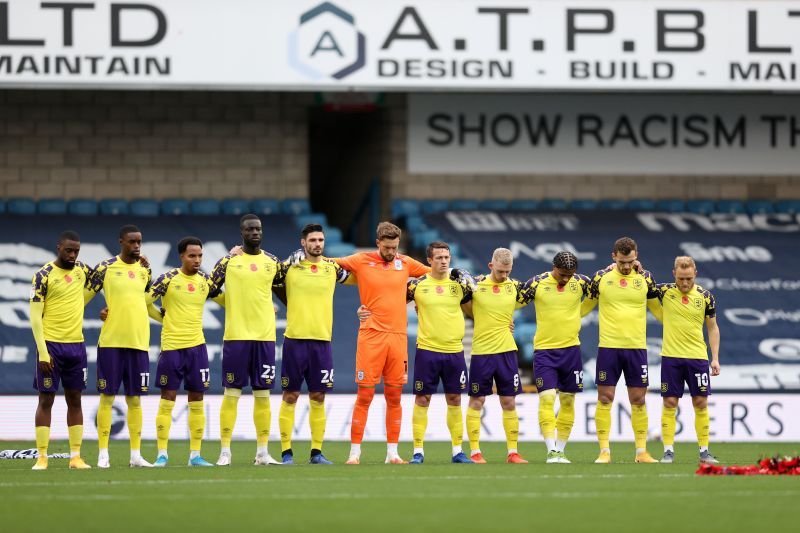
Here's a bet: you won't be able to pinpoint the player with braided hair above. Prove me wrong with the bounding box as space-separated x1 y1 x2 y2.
520 251 592 463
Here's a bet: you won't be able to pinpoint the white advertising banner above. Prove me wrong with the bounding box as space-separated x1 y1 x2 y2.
1 393 797 442
2 0 800 91
408 93 800 174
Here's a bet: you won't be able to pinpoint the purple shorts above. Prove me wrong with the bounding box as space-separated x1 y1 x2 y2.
468 351 521 397
222 340 276 390
33 342 87 393
660 356 711 398
157 344 210 393
533 345 584 393
281 338 334 393
596 348 649 388
96 347 151 395
413 348 468 395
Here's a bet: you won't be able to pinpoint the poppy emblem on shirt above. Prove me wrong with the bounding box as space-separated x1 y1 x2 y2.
310 265 318 273
619 279 627 287
492 286 500 294
64 275 72 284
250 264 258 272
188 283 195 292
128 271 135 279
557 285 565 293
680 295 689 304
436 286 444 294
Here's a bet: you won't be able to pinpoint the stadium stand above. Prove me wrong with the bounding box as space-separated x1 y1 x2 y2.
37 198 67 215
68 199 99 216
190 199 222 216
129 199 160 217
98 199 129 216
161 198 191 216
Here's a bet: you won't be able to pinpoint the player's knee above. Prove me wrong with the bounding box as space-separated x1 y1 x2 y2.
125 395 141 408
384 386 401 406
469 396 485 410
356 386 375 407
499 396 516 411
283 391 300 404
161 390 178 402
627 389 646 405
223 387 242 398
415 394 431 407
663 397 679 409
692 396 708 410
308 392 325 403
444 394 461 406
38 393 55 410
187 391 203 403
63 390 82 409
99 393 115 407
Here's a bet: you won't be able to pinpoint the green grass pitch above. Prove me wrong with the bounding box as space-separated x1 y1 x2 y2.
1 441 798 532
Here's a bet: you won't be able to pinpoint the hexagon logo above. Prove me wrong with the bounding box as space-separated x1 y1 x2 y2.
289 2 366 80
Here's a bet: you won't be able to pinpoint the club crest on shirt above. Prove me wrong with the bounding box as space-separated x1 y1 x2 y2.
569 282 578 293
633 279 643 290
449 285 457 295
394 259 403 271
694 298 703 310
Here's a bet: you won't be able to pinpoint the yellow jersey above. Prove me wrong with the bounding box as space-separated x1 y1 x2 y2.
210 250 282 341
584 267 659 349
281 258 349 341
524 272 590 350
407 274 469 353
29 261 92 343
148 268 217 351
89 256 152 351
468 276 527 355
656 283 716 360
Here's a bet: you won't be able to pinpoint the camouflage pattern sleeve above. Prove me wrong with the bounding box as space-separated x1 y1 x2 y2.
332 261 351 284
87 258 113 294
702 288 717 318
407 276 421 303
643 270 659 299
576 274 591 297
209 254 231 290
29 264 52 303
149 270 175 301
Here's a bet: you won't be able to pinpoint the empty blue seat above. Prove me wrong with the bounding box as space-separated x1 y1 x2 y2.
220 198 250 216
479 199 510 211
412 228 442 249
38 198 67 215
250 199 280 215
627 199 656 210
190 199 221 216
130 199 159 217
161 199 190 216
99 198 129 216
746 200 774 215
598 199 627 210
775 200 800 214
68 199 98 216
570 199 598 210
324 227 343 243
540 199 567 211
450 199 480 211
282 198 311 215
325 242 357 257
391 199 420 220
453 257 476 275
420 199 449 214
8 198 36 215
716 200 745 214
509 199 540 211
656 199 685 212
295 213 328 229
686 199 715 215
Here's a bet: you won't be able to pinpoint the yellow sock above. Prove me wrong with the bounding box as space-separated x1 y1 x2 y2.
412 404 428 450
96 394 114 449
253 390 271 447
631 403 649 451
538 390 556 447
67 425 83 456
279 401 296 452
446 405 463 448
126 396 143 452
219 389 241 448
595 401 612 450
661 406 677 447
556 392 576 443
309 400 326 451
156 399 175 451
35 426 50 457
466 407 482 452
502 409 519 452
188 401 205 452
694 406 710 448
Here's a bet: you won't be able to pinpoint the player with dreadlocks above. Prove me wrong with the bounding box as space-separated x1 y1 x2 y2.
520 251 592 463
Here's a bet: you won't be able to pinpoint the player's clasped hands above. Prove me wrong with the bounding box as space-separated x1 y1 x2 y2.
287 248 306 266
449 268 477 291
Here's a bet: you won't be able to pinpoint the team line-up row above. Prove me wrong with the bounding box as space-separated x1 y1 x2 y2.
28 218 720 469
